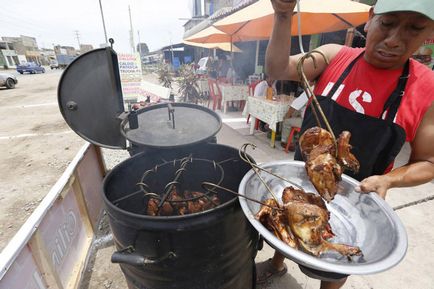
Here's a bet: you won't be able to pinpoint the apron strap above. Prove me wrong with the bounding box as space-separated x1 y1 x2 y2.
326 51 365 98
381 60 410 122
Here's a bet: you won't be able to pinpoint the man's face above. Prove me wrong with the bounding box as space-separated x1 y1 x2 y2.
364 10 434 69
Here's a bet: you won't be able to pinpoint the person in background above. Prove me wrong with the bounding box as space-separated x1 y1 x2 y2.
207 56 218 79
258 0 434 288
254 74 277 131
280 90 309 150
218 55 230 80
254 74 277 98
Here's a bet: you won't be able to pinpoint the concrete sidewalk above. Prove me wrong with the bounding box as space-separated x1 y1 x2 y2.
216 110 434 289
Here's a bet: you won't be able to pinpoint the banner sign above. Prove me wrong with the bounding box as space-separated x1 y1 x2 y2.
117 53 143 99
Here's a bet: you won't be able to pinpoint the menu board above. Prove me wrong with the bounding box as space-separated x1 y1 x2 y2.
117 53 143 99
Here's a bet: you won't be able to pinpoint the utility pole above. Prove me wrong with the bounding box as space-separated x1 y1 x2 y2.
137 30 142 55
98 0 108 44
137 30 143 65
74 30 81 50
128 5 135 54
168 31 174 68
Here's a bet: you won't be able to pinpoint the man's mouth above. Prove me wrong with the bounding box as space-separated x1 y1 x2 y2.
377 50 399 59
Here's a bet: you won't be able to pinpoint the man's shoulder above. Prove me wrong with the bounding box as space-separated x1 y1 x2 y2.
316 44 362 62
410 60 434 88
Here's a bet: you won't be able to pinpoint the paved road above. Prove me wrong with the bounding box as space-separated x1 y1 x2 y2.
0 68 85 250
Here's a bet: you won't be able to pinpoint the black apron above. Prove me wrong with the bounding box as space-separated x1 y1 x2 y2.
294 52 409 181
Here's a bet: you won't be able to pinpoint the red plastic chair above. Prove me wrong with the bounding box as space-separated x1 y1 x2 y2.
285 126 301 153
207 78 222 111
248 81 260 96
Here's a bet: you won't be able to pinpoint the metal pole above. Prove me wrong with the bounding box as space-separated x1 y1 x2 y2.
138 31 142 55
98 0 108 44
129 5 135 53
255 40 259 72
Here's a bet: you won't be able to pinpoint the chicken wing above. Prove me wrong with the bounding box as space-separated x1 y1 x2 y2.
337 131 360 173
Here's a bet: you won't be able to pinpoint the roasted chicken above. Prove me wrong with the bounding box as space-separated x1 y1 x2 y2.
146 188 220 216
299 127 359 202
256 186 362 257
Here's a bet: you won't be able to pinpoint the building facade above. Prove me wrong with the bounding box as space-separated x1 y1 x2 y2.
79 44 94 54
2 35 42 64
0 41 19 68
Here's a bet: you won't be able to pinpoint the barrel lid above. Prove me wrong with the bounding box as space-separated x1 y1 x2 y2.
121 103 222 148
57 47 126 149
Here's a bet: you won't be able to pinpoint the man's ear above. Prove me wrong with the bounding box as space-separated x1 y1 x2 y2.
364 7 375 32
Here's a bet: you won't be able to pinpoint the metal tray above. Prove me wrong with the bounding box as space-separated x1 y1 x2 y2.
238 161 407 275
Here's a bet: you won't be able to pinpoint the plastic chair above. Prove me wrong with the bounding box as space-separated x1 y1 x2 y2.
285 126 301 153
207 78 222 111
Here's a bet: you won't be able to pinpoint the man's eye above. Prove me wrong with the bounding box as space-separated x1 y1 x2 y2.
411 26 425 31
381 20 393 26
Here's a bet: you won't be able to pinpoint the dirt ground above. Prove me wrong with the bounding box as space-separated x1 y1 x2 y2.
0 69 86 250
0 69 161 288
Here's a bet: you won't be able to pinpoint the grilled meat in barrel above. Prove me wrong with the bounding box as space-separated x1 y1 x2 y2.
146 188 220 216
299 127 359 202
256 186 362 257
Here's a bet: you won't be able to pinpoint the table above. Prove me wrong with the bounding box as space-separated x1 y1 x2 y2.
243 94 294 147
220 84 249 114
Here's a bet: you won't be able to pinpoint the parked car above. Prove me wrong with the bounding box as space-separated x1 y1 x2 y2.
50 60 59 69
16 62 45 74
0 72 18 89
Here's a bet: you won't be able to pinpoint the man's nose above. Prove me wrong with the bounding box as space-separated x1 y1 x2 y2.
383 27 404 49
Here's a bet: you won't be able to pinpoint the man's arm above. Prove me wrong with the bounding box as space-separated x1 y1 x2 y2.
265 1 342 81
357 104 434 198
284 91 308 118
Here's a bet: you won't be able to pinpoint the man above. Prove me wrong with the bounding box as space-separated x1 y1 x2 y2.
254 74 277 131
280 90 308 150
254 74 277 98
258 0 434 288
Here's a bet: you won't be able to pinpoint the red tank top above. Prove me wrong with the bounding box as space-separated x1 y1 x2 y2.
314 47 434 142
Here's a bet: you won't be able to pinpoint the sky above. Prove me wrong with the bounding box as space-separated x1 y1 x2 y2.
0 0 192 53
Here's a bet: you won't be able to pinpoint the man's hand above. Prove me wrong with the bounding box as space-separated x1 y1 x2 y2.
355 175 392 199
284 107 296 119
271 0 297 17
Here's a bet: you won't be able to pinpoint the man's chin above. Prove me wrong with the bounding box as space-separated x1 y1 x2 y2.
367 58 406 70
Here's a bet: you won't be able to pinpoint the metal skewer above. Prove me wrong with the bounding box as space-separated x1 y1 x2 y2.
296 50 337 145
201 182 282 211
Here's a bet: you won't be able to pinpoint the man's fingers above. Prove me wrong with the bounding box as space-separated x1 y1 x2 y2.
356 182 373 193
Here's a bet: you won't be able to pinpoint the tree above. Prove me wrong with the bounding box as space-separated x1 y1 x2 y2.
177 64 201 103
157 62 173 89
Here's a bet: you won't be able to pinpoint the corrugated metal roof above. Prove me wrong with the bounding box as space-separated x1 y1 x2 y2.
183 0 258 40
208 0 257 21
